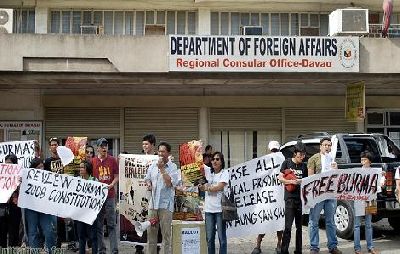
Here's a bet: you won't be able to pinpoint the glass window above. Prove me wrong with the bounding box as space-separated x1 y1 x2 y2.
104 11 113 34
250 13 259 26
157 11 165 24
367 112 384 125
261 13 269 35
146 11 154 24
221 12 229 35
271 13 280 35
83 11 91 25
125 12 133 35
167 11 175 34
114 11 124 35
21 10 28 33
72 11 81 34
27 10 35 33
187 12 196 34
136 11 144 35
301 13 308 26
344 138 381 163
240 13 250 26
281 13 289 36
290 13 298 35
61 11 71 34
177 11 186 34
93 11 103 26
310 14 319 27
389 112 400 125
320 14 329 35
231 12 240 35
210 12 219 35
50 11 60 33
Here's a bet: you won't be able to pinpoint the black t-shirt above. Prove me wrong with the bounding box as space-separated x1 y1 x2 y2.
280 158 307 200
44 156 63 173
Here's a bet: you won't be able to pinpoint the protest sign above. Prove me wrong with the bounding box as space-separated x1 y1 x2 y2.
175 140 203 221
63 137 87 176
18 168 108 224
301 168 381 214
0 163 22 203
119 154 157 244
0 140 36 168
226 152 285 238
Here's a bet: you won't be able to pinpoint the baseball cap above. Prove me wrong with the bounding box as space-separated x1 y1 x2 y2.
268 140 280 151
96 138 108 147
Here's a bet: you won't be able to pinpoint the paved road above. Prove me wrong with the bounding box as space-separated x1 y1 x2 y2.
66 219 400 254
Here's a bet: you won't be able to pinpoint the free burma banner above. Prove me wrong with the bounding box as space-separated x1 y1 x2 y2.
0 163 22 203
119 154 157 244
18 168 108 224
226 152 285 238
301 168 381 214
175 140 203 221
0 140 36 168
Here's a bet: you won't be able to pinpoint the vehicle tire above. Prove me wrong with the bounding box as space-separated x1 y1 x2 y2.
388 217 400 231
334 200 354 240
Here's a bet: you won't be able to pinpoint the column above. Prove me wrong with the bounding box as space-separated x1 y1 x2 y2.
199 107 209 146
35 7 49 34
198 8 211 35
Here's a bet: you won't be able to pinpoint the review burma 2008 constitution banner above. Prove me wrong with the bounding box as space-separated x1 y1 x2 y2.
169 35 359 72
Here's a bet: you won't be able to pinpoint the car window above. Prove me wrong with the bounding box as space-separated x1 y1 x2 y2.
343 137 382 163
280 142 319 161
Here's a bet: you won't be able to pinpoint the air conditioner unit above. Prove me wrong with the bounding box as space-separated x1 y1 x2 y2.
241 26 262 35
329 8 369 36
0 9 13 34
145 24 165 35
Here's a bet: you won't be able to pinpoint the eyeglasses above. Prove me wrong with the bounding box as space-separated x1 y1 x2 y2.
86 151 94 154
211 158 220 161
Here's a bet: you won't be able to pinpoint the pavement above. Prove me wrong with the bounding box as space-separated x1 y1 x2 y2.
63 219 400 254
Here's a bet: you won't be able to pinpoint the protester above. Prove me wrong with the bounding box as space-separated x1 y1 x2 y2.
92 138 119 254
143 134 157 155
44 137 62 173
252 140 283 254
198 151 229 254
203 145 213 168
308 137 342 254
145 141 180 254
278 143 307 254
0 154 21 247
76 160 98 254
86 145 95 161
25 157 58 253
354 151 383 254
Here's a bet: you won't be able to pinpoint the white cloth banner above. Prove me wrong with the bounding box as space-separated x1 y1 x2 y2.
18 168 108 224
226 153 285 238
301 168 381 214
0 163 22 203
0 140 36 168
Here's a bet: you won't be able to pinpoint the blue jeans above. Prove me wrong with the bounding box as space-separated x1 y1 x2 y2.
354 215 373 251
97 197 118 254
205 212 227 254
25 208 57 253
308 199 338 251
77 218 98 254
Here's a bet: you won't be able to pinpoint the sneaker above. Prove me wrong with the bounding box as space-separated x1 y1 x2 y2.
368 249 378 254
251 247 262 254
329 248 342 254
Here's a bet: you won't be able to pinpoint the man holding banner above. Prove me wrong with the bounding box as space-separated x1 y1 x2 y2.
307 137 342 254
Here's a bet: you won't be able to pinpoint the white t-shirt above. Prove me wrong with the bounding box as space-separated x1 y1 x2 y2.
203 167 229 213
395 167 400 180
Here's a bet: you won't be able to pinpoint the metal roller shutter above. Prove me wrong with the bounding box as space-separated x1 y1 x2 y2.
45 107 121 139
124 108 199 159
284 108 357 142
210 108 282 131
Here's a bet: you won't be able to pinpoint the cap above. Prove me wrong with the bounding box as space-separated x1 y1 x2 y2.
96 138 108 147
268 140 280 151
49 137 59 144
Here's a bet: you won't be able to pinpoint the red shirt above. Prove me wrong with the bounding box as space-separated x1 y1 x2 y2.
92 155 118 198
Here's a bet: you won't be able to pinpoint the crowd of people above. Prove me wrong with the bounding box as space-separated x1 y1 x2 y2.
0 134 391 254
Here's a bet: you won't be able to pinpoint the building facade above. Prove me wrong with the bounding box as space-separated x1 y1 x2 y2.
1 0 400 167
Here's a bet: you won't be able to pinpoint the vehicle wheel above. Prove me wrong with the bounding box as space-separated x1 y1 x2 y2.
334 200 354 240
388 217 400 231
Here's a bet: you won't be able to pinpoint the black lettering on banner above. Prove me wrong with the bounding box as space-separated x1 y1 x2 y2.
234 190 277 208
24 183 46 199
226 207 285 227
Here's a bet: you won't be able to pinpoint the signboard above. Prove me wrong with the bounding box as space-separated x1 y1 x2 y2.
346 81 365 121
301 168 380 214
169 36 359 72
226 153 285 238
18 168 108 224
0 121 42 144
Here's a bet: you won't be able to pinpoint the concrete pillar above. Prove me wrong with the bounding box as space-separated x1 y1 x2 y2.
356 120 365 133
198 8 211 35
199 107 209 147
35 7 49 34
